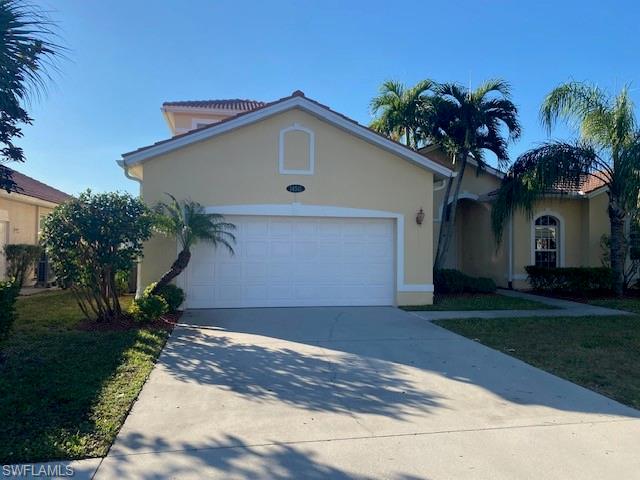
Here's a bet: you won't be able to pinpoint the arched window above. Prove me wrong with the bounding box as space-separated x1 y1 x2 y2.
534 215 559 268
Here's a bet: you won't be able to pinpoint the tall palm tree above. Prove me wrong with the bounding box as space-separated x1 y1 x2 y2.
151 194 236 293
423 80 522 270
370 79 435 149
0 0 62 191
491 82 640 296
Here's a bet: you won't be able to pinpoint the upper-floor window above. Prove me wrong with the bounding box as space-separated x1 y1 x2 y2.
534 215 559 268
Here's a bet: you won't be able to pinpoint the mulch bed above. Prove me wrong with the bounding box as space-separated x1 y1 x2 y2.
77 311 182 332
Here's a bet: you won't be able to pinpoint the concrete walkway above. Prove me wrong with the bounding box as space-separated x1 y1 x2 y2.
90 306 639 479
411 288 633 321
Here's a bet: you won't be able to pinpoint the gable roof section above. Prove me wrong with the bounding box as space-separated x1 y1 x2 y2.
122 91 453 178
4 168 73 204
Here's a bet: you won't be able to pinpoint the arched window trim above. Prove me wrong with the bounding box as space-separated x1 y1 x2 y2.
531 211 565 267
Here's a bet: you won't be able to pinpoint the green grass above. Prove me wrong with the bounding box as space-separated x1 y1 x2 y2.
401 293 554 311
0 291 169 464
434 315 640 410
587 297 640 314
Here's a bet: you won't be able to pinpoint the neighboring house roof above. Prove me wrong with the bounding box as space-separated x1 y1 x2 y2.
162 99 266 111
5 168 73 204
121 91 453 178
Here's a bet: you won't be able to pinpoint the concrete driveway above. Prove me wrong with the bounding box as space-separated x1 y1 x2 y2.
96 307 640 479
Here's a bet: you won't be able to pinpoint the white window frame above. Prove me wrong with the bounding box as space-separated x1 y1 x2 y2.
531 211 565 267
278 123 315 175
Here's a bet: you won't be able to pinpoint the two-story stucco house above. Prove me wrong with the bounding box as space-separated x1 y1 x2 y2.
119 91 453 308
118 91 613 308
0 168 73 281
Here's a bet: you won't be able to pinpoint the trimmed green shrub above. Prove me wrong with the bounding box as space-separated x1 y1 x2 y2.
434 269 497 294
144 283 185 312
525 266 613 293
0 281 20 339
4 244 43 287
128 294 168 323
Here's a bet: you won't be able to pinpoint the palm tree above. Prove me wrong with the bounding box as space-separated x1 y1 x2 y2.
422 80 522 270
0 0 62 191
151 194 236 293
370 79 435 149
491 82 640 296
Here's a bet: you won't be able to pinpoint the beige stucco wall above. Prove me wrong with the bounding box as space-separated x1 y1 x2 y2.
0 195 53 281
170 112 234 134
137 107 435 305
586 191 609 266
510 197 589 289
0 196 52 244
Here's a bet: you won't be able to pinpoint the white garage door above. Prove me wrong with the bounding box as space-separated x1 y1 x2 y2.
182 215 395 308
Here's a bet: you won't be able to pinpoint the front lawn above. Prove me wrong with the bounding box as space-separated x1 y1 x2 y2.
0 290 169 464
402 293 554 311
434 315 640 410
587 297 640 314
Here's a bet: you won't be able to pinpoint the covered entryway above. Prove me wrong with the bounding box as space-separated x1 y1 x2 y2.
182 215 395 308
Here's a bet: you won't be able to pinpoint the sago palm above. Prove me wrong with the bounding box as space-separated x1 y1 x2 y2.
370 79 435 148
491 82 640 296
151 194 236 293
423 79 521 270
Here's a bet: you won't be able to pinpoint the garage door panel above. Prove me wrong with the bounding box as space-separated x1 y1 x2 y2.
184 215 395 308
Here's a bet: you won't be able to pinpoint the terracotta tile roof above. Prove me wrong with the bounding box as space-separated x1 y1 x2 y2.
126 91 453 173
486 173 608 199
5 167 73 204
162 99 266 111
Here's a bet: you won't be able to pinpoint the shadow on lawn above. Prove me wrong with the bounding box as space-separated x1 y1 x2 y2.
104 433 426 480
0 328 165 464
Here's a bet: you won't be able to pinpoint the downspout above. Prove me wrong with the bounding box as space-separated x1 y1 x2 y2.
117 159 144 298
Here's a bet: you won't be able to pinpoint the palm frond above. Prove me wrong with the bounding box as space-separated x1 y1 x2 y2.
491 141 602 241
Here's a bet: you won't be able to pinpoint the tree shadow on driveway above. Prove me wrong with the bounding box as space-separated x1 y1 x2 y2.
159 329 443 418
101 433 427 480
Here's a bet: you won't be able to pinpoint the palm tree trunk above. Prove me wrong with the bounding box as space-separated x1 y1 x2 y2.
608 198 626 297
435 153 468 270
152 249 191 294
434 176 454 270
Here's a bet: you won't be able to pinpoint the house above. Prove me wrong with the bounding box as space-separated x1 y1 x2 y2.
118 91 453 308
119 91 613 308
0 168 73 281
425 146 611 289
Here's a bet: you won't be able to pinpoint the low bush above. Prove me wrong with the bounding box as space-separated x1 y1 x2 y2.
128 294 168 323
4 244 43 287
0 281 20 339
144 283 184 312
525 266 613 293
434 269 497 294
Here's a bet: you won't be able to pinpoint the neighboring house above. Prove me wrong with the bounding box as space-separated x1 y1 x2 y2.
425 146 611 289
119 91 453 307
0 168 73 281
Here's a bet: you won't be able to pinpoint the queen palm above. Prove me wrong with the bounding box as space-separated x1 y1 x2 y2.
151 194 236 293
423 80 521 270
370 79 435 148
491 82 640 296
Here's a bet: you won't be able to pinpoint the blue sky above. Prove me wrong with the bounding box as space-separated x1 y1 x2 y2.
16 0 640 195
